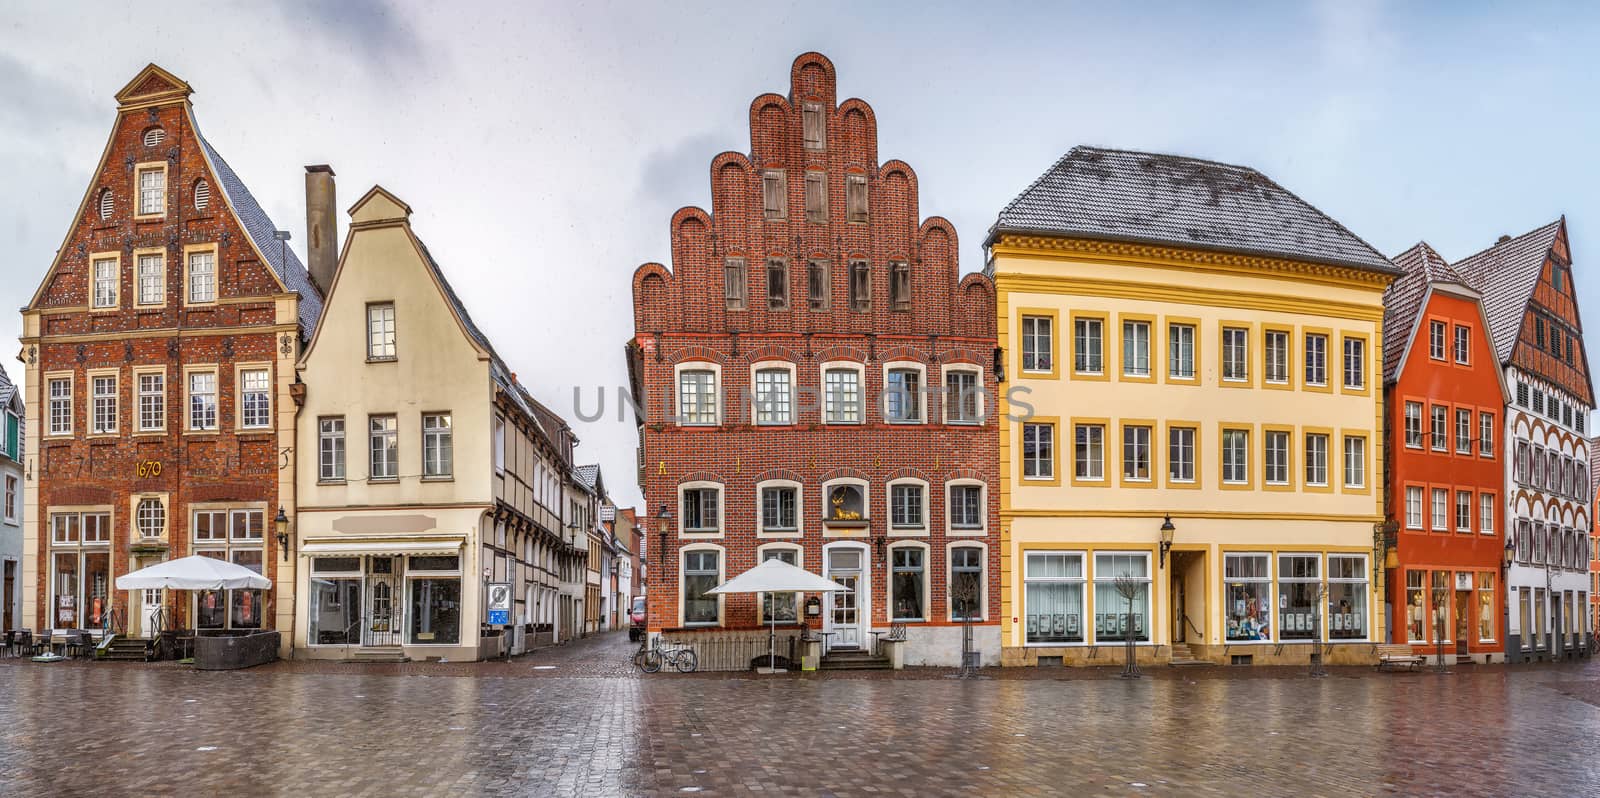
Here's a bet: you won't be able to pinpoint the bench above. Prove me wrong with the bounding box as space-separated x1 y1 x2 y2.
1375 644 1424 671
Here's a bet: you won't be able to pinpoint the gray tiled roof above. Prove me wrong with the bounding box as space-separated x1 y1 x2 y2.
0 362 15 410
1383 242 1465 381
991 146 1398 274
1450 219 1563 363
574 464 599 492
197 137 323 334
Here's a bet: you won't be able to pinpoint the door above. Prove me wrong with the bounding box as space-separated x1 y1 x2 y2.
826 548 864 649
364 556 403 647
142 589 163 636
1455 591 1470 655
3 561 15 631
1171 569 1186 643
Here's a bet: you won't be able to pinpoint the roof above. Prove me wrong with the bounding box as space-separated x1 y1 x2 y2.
600 504 616 522
197 136 323 334
1382 242 1466 381
991 146 1397 274
1451 219 1564 363
574 464 600 492
1590 437 1600 502
0 362 14 410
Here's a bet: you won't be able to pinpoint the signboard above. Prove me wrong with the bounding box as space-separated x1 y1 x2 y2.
486 582 512 626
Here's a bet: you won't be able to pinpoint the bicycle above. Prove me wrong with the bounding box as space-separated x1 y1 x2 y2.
633 637 698 673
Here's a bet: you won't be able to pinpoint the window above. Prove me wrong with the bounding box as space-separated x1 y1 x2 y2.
3 475 15 523
889 261 910 310
143 127 166 147
319 417 345 481
492 416 505 474
423 413 452 478
1431 488 1447 531
1342 337 1365 389
366 303 396 359
194 179 210 211
1477 573 1495 642
1022 422 1055 480
1122 425 1151 481
1454 409 1470 454
1479 493 1494 534
1432 572 1451 643
683 550 720 625
676 369 718 425
890 484 925 529
137 166 165 216
1024 552 1084 644
48 377 71 435
767 258 789 310
1264 330 1289 384
187 371 217 431
753 368 792 425
761 169 786 220
1515 441 1529 484
1343 436 1366 488
1429 320 1446 359
1259 430 1287 485
135 497 165 539
92 258 118 309
760 486 797 533
804 170 826 223
1093 553 1150 643
885 367 922 423
1304 333 1328 386
1405 571 1428 642
367 415 398 480
1305 433 1328 486
1021 316 1053 373
1479 412 1494 457
802 101 825 149
824 484 866 522
49 512 111 629
845 173 868 223
1225 554 1272 641
949 484 983 530
1327 555 1368 640
409 573 461 645
890 547 925 621
1168 426 1195 482
1405 486 1423 528
91 374 117 434
849 259 870 311
1222 327 1249 382
1404 402 1422 448
945 369 980 424
759 548 799 623
1278 554 1320 640
1168 323 1195 379
135 254 164 306
807 260 828 309
1122 320 1150 377
193 508 266 631
1516 381 1529 407
1073 317 1103 374
187 250 216 304
1535 317 1546 349
723 257 746 310
1222 428 1248 484
1430 405 1447 451
98 188 113 220
1455 490 1471 532
239 368 270 429
823 367 861 423
951 547 984 621
1454 325 1470 363
682 487 720 533
1074 423 1104 481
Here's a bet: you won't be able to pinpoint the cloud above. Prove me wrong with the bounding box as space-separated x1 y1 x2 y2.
269 0 428 74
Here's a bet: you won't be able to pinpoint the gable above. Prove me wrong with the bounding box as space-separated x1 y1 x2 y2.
114 63 192 107
1508 223 1593 406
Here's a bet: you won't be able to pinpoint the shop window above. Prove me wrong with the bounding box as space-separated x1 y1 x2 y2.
1277 554 1320 640
1432 572 1450 643
50 512 111 629
193 508 265 631
759 548 800 623
1327 555 1368 640
683 549 720 625
950 547 984 621
1224 553 1271 641
1406 571 1426 642
890 547 926 621
409 577 461 644
1024 552 1084 644
1093 553 1149 643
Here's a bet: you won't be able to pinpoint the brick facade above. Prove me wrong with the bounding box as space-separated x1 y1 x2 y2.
629 53 998 664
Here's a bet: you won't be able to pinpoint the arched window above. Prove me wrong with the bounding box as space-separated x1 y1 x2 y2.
194 179 210 211
136 497 165 539
98 188 113 220
143 127 166 147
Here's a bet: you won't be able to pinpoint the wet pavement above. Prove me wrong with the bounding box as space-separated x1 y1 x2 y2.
1 631 1598 796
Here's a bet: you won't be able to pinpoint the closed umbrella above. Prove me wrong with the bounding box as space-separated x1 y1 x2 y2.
706 558 844 673
116 555 271 591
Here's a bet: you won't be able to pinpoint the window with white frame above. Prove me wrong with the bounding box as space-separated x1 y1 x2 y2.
1342 337 1365 389
192 508 266 630
1225 553 1272 641
949 484 983 530
367 303 396 360
1304 333 1328 385
187 371 217 431
1222 327 1249 382
493 416 505 473
137 254 164 305
319 417 345 481
137 166 165 215
1021 316 1052 373
950 546 984 621
1456 490 1472 531
823 366 862 423
1023 423 1055 480
135 497 165 539
677 368 717 425
824 483 866 523
1122 320 1150 377
885 367 922 423
187 250 216 303
1455 409 1471 454
369 415 398 480
1278 554 1320 640
1265 330 1289 384
759 547 799 623
136 371 164 432
682 486 721 533
1075 423 1104 481
1305 433 1328 486
49 511 111 629
91 374 117 434
890 546 926 621
1093 552 1150 643
1430 405 1447 451
683 549 720 625
3 475 16 523
1122 425 1151 481
1479 493 1494 533
753 367 792 425
1327 555 1368 640
1168 426 1195 482
92 258 117 309
1222 428 1249 484
1404 402 1422 448
760 485 797 533
1343 436 1366 488
1168 323 1195 379
423 413 452 478
1454 324 1470 363
944 369 981 424
1429 320 1446 359
239 368 270 429
1264 430 1289 485
48 377 71 435
1405 486 1423 528
1024 551 1084 644
1477 572 1495 642
1431 488 1447 530
1073 318 1103 374
890 483 925 530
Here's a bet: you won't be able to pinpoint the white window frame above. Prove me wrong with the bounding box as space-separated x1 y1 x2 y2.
134 162 166 218
133 367 165 434
368 414 399 481
1021 315 1053 374
184 367 219 432
680 544 725 627
1073 317 1104 375
1343 435 1366 489
1479 493 1495 534
941 365 984 425
1222 428 1249 484
1264 429 1289 485
1303 333 1328 386
1342 336 1365 390
948 542 988 622
1404 402 1422 449
821 361 865 424
236 365 271 430
749 361 795 426
184 245 218 306
134 249 165 307
1221 327 1249 382
1092 551 1152 645
132 494 168 540
1264 329 1289 384
1455 490 1472 532
1405 486 1423 529
755 478 803 538
422 412 453 479
677 480 725 538
90 254 120 310
756 543 804 625
1326 554 1370 642
1431 488 1448 531
887 479 929 536
1121 320 1150 377
1168 426 1196 483
674 362 721 427
882 361 927 424
46 373 73 436
944 480 987 536
319 416 346 482
88 370 118 435
366 302 397 361
1429 320 1446 360
1023 550 1087 646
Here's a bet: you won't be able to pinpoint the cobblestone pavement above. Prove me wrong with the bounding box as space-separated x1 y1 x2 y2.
1 632 1598 796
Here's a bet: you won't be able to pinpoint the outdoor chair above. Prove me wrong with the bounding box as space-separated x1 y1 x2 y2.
868 623 907 656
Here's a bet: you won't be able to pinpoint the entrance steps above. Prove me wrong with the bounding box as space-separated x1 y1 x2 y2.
352 646 408 664
100 636 155 662
820 648 892 670
1168 643 1212 667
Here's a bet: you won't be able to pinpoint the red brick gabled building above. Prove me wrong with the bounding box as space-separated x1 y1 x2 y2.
19 65 321 645
629 53 998 666
1381 242 1508 661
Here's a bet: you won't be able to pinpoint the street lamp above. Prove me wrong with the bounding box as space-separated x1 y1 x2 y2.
1158 515 1176 568
656 503 672 567
274 506 290 562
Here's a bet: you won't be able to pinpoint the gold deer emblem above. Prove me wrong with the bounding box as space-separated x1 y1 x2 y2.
830 488 862 520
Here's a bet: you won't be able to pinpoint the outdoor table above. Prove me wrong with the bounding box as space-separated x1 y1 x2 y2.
817 631 837 656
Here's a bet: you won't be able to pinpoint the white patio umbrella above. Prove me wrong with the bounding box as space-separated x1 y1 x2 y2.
706 558 845 673
115 555 271 591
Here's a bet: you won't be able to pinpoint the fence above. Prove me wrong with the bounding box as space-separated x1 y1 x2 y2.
659 629 801 672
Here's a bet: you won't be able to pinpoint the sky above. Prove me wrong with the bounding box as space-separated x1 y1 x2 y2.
4 0 1599 509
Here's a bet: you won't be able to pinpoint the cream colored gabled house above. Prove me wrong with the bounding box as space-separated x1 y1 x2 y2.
293 185 585 661
990 147 1398 667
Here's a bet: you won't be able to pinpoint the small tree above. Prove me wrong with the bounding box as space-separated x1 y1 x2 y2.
951 572 980 678
1113 574 1143 678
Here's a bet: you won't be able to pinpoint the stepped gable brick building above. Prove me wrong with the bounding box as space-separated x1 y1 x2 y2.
629 53 999 667
19 65 322 645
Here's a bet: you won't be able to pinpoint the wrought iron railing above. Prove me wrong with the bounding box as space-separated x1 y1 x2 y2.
659 630 800 671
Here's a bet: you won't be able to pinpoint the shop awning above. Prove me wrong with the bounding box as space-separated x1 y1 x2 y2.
300 535 467 557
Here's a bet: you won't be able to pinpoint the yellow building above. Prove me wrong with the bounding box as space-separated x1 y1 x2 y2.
988 147 1398 666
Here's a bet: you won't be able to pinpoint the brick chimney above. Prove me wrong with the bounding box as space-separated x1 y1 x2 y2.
304 165 338 294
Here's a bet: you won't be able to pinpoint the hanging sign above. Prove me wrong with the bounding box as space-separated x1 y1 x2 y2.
486 582 512 626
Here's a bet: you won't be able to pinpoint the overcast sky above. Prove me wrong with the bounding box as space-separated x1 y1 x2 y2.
4 1 1599 509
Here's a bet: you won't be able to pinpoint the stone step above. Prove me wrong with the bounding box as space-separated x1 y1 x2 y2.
819 657 892 670
352 648 408 663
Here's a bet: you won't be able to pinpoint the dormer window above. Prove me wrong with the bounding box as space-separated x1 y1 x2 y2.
367 302 397 360
194 179 210 211
143 127 166 147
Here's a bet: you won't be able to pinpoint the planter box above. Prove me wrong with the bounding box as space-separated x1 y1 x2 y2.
194 631 280 670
